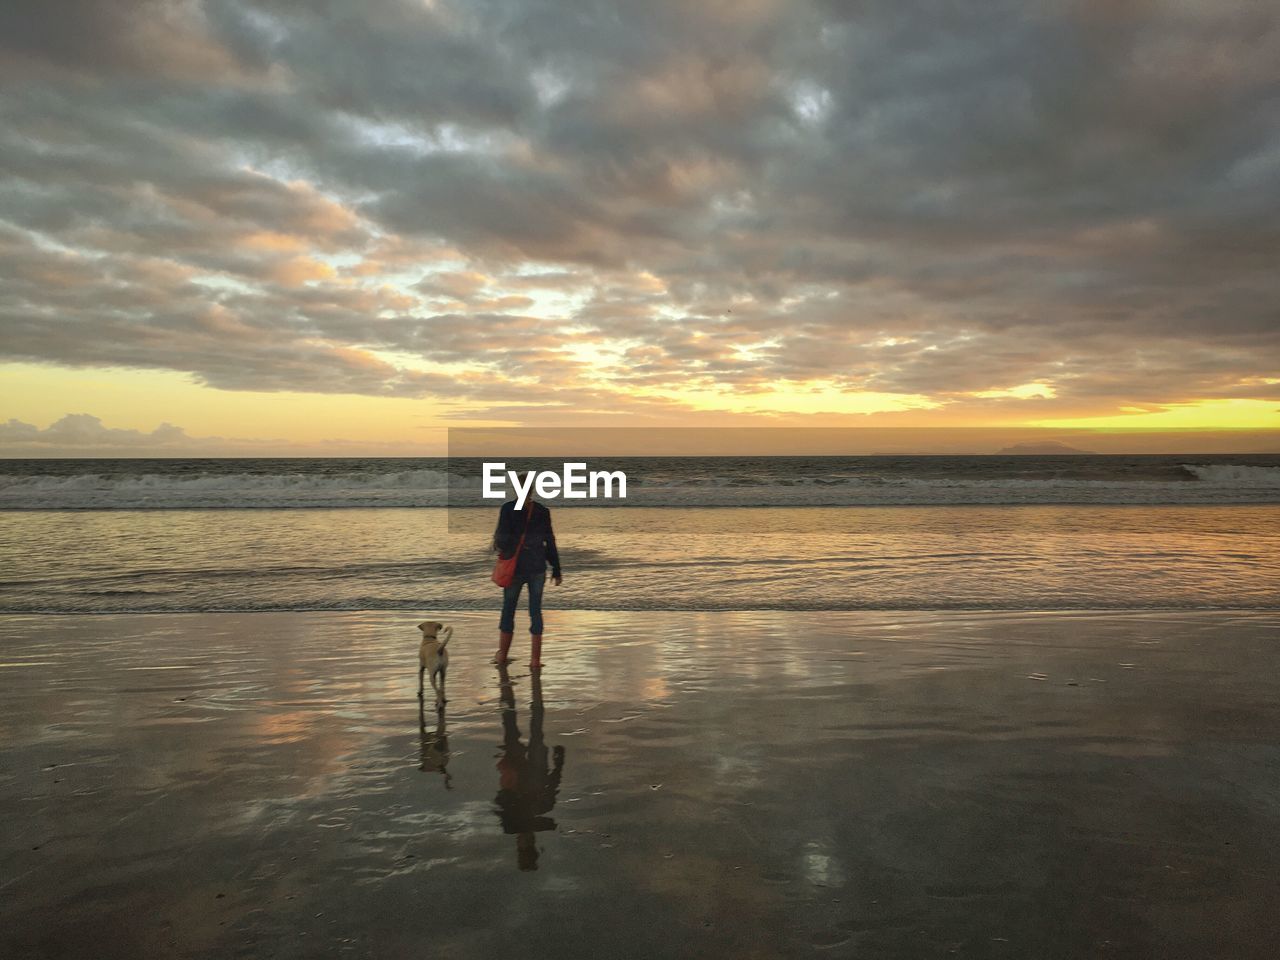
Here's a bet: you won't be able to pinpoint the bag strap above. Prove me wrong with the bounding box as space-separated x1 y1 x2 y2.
511 502 533 561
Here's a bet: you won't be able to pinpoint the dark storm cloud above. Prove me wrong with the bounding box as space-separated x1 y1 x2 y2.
2 0 1278 416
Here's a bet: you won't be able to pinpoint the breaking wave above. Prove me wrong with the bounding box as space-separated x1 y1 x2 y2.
0 468 458 510
3 456 1280 509
1180 463 1280 487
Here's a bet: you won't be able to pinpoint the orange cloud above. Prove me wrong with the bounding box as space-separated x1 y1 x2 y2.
268 256 337 287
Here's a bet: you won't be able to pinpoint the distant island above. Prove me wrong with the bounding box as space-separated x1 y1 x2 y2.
996 441 1096 455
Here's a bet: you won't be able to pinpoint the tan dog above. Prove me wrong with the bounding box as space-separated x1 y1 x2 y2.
417 621 453 707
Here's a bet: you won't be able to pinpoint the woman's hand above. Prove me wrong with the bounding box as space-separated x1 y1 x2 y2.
553 574 563 586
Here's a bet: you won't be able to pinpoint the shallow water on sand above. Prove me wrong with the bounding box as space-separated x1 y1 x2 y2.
3 610 1280 958
3 505 1279 612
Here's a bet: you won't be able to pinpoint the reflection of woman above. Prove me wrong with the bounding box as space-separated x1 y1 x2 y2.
494 666 565 871
491 488 562 669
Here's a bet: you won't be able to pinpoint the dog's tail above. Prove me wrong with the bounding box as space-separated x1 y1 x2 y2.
438 625 453 650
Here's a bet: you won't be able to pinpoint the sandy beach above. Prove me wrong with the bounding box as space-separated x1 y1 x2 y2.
4 609 1280 959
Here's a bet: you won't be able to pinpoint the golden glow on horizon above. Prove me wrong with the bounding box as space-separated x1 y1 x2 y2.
3 362 1277 454
0 363 467 447
1034 398 1280 430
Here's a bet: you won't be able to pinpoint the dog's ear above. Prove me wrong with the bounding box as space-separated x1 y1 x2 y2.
435 621 444 630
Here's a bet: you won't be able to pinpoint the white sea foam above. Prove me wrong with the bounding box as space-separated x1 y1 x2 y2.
1180 464 1280 487
613 478 1280 506
0 468 459 510
3 463 1280 508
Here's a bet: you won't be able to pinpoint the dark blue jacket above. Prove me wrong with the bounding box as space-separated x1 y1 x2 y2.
492 500 561 579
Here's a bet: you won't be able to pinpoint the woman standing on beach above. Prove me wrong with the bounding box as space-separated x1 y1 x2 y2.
492 489 562 668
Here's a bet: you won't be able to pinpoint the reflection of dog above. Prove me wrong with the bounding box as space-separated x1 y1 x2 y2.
418 700 452 789
417 621 452 706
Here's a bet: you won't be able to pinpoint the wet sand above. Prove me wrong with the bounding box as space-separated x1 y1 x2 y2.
3 609 1280 959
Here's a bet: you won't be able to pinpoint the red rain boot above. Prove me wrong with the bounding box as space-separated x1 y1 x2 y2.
529 634 544 670
493 630 513 664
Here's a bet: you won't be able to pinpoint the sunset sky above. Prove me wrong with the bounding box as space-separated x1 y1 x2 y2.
2 0 1278 455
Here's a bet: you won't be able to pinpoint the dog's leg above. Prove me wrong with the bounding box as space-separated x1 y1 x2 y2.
430 670 445 711
438 665 448 707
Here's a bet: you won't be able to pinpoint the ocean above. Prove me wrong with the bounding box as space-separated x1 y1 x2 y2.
3 454 1280 509
2 454 1278 613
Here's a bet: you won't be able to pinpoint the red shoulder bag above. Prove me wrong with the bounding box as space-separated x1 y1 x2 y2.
491 503 532 588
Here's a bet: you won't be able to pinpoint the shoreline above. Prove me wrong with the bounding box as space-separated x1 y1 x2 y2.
5 605 1280 617
6 498 1280 512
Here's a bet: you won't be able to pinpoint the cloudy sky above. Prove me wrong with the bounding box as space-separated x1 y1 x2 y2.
2 0 1278 454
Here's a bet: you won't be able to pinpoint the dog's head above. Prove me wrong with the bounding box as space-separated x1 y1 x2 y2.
417 620 445 638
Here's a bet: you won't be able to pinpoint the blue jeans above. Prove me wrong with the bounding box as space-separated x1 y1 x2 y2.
500 572 545 634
